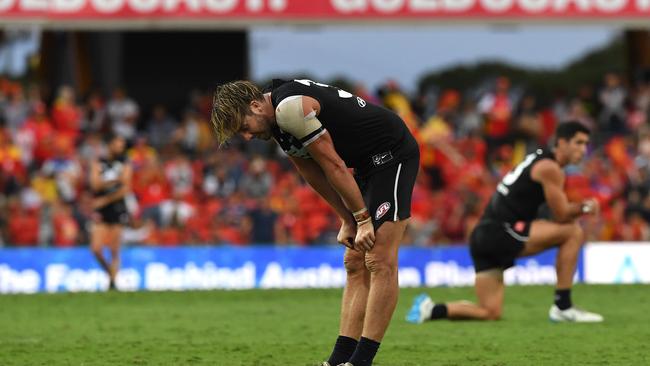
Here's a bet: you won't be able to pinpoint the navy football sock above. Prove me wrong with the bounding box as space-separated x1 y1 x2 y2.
348 337 380 366
555 289 572 310
327 335 358 366
431 303 448 320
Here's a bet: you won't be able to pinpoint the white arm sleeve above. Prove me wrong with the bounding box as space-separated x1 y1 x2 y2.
275 96 326 147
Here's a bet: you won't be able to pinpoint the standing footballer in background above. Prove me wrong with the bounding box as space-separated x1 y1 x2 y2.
89 133 132 291
407 121 603 324
212 79 419 366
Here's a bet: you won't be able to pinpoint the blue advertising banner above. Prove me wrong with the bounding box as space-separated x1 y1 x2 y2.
0 245 581 294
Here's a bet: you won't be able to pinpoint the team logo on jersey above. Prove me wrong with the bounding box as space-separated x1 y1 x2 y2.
357 96 366 107
372 151 393 166
375 202 391 220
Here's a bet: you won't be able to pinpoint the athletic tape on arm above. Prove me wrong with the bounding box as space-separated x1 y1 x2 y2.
275 96 326 147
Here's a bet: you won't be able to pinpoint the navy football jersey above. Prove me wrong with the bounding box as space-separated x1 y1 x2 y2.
483 148 556 223
269 79 418 177
94 156 126 197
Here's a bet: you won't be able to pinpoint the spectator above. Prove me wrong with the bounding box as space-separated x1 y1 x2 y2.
478 76 514 149
81 91 108 134
127 135 158 177
239 156 272 199
173 109 203 156
134 159 170 212
599 72 627 136
512 94 543 158
19 102 54 166
107 88 139 142
247 199 280 244
0 128 26 195
457 100 482 137
7 198 39 246
41 137 80 203
3 85 29 132
203 163 237 198
52 201 79 247
164 148 194 200
146 104 177 150
51 85 81 141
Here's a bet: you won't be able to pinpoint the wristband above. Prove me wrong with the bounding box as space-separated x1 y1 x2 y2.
353 208 370 223
352 208 368 216
356 217 372 226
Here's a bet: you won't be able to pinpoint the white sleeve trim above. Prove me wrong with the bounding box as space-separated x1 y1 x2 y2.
302 129 327 147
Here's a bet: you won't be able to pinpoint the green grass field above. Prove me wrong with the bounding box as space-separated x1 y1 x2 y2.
1 285 648 366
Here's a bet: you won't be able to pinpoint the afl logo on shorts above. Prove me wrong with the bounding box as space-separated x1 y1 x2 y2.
357 97 366 107
514 221 526 233
375 202 391 220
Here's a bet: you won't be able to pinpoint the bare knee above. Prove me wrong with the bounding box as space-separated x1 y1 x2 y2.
571 223 584 243
555 222 582 244
485 307 502 320
562 223 584 246
364 253 397 276
343 251 366 276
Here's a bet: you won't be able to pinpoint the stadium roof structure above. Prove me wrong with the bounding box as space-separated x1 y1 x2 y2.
1 0 650 29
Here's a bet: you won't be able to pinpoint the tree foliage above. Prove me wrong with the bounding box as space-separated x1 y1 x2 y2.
417 35 626 103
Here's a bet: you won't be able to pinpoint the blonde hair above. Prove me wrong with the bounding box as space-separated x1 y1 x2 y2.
211 80 264 146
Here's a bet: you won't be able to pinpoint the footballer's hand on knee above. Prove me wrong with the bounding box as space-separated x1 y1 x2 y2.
340 238 355 250
355 220 375 251
337 219 357 250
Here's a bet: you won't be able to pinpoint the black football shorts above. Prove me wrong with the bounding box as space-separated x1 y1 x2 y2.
355 156 419 230
96 200 130 225
469 219 529 272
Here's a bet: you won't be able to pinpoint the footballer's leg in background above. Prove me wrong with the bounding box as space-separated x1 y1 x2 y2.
326 248 371 366
519 220 584 290
107 225 124 290
443 269 505 320
417 220 583 322
519 219 603 321
90 222 112 288
416 220 598 323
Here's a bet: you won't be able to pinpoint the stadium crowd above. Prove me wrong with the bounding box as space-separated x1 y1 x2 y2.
1 73 649 247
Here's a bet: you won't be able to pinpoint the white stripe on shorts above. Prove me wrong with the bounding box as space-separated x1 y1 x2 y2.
504 223 529 242
393 163 402 221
